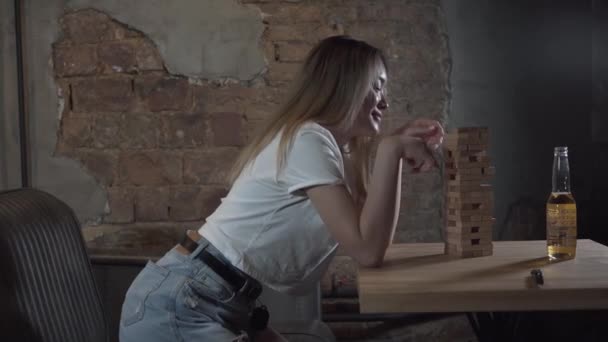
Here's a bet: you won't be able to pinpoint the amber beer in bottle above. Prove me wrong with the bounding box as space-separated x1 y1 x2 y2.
546 147 577 260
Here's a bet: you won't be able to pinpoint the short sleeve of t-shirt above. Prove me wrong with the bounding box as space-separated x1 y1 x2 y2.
282 126 345 195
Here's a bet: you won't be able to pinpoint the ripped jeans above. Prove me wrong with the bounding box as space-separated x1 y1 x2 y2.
119 237 258 341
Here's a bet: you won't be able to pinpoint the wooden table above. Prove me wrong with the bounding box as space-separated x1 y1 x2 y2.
358 240 608 341
358 239 608 313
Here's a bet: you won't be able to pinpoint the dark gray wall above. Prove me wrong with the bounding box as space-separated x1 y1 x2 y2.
441 0 602 242
0 1 22 191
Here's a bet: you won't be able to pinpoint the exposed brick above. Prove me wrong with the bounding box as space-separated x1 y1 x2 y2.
183 148 240 185
60 9 113 44
414 19 442 47
264 40 278 62
244 118 267 142
135 75 191 112
54 1 451 246
98 41 137 74
192 84 256 114
104 187 134 223
344 23 405 49
258 4 323 24
326 6 358 22
405 80 446 104
210 112 245 147
83 223 184 256
267 23 344 42
168 185 227 221
265 62 301 84
168 186 203 221
240 0 273 3
78 150 119 186
256 86 287 105
356 4 420 22
107 20 144 40
56 80 72 118
135 39 164 71
121 114 160 149
275 41 312 62
160 113 206 148
60 115 91 147
199 186 229 219
266 25 309 41
91 113 122 149
72 77 134 113
119 151 182 186
53 44 98 77
135 187 169 222
244 102 275 122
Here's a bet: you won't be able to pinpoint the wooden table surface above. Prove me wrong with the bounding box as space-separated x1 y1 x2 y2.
358 239 608 313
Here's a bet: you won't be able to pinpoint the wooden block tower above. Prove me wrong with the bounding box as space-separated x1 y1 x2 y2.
443 127 494 258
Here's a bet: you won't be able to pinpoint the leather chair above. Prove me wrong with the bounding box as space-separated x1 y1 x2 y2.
0 188 107 342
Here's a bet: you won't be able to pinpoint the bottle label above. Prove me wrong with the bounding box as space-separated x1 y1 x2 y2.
546 204 577 247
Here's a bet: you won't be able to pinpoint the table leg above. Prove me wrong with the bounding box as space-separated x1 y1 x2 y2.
467 312 521 342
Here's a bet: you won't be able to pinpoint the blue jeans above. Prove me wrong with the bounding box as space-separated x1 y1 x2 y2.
119 237 257 341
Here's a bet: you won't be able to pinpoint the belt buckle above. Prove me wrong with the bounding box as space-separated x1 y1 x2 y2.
241 279 261 300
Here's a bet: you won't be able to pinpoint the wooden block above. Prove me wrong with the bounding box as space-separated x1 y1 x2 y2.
447 201 494 211
447 208 493 216
447 214 493 224
445 161 491 170
447 182 493 193
444 127 490 144
444 132 489 146
447 190 493 200
443 155 490 165
446 166 495 177
446 230 492 242
447 179 489 186
447 214 483 223
444 149 488 160
446 167 491 176
446 172 493 182
447 195 494 205
446 222 493 233
445 233 492 244
472 248 493 257
444 144 487 153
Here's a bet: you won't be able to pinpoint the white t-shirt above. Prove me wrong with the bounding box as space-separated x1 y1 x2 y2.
199 121 345 294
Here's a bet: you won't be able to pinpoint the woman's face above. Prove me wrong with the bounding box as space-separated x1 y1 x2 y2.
351 66 389 137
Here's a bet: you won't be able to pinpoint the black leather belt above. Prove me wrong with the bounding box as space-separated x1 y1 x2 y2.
180 234 262 301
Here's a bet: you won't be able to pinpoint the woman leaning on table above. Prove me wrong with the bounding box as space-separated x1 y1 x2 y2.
119 35 445 342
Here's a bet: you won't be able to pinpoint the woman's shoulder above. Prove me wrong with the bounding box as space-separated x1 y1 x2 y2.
295 121 339 148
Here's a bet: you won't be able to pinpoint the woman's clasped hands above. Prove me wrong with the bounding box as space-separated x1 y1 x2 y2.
389 118 445 173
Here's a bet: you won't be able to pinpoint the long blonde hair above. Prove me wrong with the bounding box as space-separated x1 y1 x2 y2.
228 35 387 204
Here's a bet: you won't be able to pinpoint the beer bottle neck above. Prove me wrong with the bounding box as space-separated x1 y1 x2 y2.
552 148 571 193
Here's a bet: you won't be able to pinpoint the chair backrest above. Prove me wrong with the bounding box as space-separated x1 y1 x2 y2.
0 188 107 342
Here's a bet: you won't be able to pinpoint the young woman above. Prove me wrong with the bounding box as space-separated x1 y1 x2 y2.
119 35 444 342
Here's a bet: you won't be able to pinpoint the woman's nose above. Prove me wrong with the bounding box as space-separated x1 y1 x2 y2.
377 95 388 110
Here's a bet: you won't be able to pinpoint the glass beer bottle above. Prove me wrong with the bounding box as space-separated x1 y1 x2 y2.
546 146 577 260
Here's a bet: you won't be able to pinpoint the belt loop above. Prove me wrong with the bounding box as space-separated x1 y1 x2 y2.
184 230 209 259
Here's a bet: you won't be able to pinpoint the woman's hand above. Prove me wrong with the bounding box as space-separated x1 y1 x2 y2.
380 135 436 173
391 118 445 151
400 136 437 173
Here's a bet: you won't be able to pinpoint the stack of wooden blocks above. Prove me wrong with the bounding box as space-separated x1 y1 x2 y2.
443 127 494 258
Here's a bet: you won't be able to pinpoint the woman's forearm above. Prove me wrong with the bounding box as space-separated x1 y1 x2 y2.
359 136 403 266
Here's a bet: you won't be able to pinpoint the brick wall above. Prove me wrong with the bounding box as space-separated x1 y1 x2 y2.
53 0 450 253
